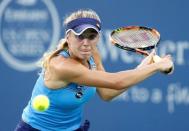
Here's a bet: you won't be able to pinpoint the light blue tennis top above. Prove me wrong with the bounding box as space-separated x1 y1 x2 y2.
22 50 96 131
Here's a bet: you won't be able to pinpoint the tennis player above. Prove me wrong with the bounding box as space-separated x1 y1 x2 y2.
15 9 173 131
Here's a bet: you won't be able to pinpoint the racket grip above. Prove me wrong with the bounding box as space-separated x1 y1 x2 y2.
153 55 174 75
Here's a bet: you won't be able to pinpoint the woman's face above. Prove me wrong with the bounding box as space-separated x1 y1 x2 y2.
66 29 99 60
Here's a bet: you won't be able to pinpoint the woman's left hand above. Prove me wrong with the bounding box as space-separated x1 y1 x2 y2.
137 50 155 68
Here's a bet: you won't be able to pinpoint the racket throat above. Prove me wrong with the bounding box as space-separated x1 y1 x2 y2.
135 49 149 56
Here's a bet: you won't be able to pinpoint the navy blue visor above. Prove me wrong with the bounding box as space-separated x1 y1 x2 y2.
65 18 101 35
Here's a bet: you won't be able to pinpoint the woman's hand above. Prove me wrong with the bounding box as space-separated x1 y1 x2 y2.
137 50 155 69
156 55 174 74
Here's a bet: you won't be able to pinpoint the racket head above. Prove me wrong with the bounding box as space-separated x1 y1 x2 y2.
110 26 160 55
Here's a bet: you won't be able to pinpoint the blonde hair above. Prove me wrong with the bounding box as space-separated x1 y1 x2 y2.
39 9 101 70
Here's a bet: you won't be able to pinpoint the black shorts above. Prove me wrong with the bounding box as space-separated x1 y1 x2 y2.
14 120 39 131
15 119 90 131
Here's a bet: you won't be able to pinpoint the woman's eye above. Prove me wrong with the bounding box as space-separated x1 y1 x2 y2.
75 34 97 40
77 35 85 40
88 35 96 40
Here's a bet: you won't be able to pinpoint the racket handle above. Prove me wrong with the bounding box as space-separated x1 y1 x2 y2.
153 55 174 75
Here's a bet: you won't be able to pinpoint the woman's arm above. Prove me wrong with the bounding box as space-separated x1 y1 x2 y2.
91 46 128 101
48 49 172 96
96 62 128 101
93 48 155 101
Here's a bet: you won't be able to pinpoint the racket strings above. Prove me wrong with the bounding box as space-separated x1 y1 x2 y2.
112 29 159 49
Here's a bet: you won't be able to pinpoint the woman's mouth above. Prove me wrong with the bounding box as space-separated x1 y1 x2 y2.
80 50 91 55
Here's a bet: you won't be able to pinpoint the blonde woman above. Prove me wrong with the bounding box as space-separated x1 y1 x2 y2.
15 9 173 131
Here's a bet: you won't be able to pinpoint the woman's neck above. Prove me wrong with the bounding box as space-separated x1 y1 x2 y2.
68 50 90 68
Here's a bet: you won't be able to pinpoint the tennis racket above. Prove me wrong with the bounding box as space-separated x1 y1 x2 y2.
110 26 173 74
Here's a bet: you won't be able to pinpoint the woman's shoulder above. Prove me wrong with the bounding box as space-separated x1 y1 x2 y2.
49 55 86 79
44 56 76 89
50 55 81 70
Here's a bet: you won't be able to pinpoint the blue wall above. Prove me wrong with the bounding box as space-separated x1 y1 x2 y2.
0 0 189 131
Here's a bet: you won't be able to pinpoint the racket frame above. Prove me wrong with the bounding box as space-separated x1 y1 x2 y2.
110 26 160 56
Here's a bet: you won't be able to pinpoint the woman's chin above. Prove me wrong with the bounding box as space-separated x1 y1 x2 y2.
80 53 92 59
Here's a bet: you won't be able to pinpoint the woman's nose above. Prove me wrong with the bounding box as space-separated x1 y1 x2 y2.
82 39 90 45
